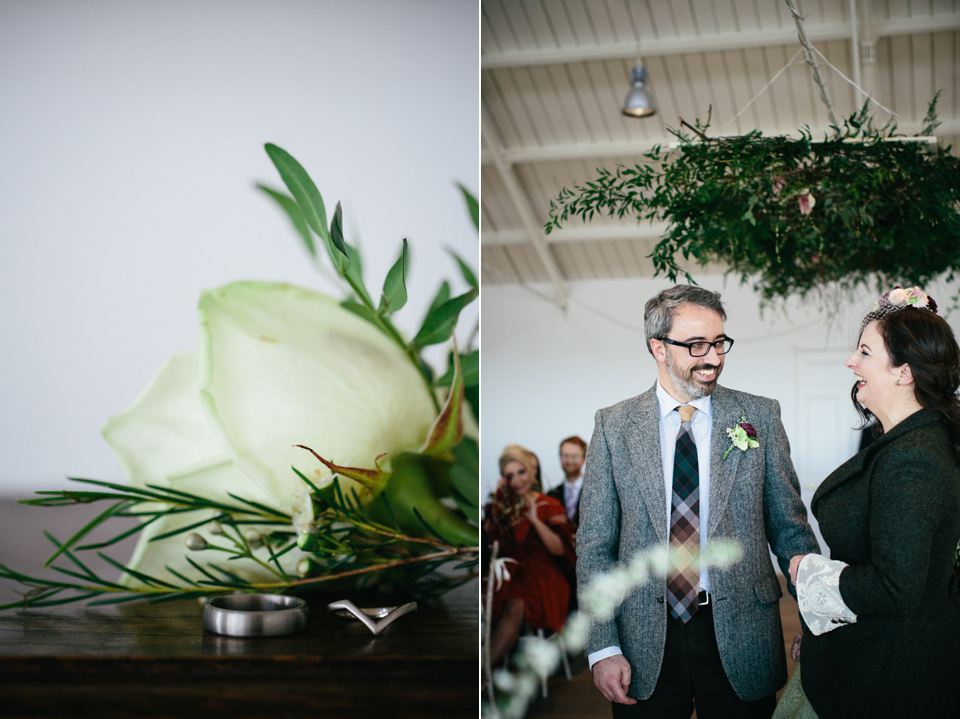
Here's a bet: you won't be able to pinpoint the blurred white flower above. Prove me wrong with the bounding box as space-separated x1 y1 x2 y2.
518 636 561 677
562 612 591 652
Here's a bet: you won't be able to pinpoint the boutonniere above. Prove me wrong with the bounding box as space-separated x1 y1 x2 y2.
723 409 759 460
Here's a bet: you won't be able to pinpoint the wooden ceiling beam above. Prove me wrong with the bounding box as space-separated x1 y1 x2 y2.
482 222 668 247
481 14 960 70
480 120 960 166
481 107 568 308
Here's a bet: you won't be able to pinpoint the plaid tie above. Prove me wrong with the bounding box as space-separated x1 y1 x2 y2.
668 404 700 623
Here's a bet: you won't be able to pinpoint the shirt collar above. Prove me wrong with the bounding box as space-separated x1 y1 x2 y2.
656 380 712 421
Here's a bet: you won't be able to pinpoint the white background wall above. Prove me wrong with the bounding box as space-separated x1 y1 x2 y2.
480 274 960 550
0 0 478 497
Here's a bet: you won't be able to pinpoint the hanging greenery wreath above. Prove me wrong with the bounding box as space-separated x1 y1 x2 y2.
546 95 960 308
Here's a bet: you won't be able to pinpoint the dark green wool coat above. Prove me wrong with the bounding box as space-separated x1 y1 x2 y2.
802 409 960 718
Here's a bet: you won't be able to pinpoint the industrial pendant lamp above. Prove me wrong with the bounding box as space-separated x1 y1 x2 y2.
622 64 656 118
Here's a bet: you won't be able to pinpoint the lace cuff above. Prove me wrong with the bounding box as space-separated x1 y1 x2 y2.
796 554 857 636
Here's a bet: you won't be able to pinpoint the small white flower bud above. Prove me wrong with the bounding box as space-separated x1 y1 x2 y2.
243 528 263 549
298 522 319 536
185 532 207 551
206 520 224 535
296 558 313 577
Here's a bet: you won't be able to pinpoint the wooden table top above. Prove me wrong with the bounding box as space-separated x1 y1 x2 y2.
0 501 479 718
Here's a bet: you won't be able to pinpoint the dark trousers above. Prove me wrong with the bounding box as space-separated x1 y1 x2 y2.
611 602 775 719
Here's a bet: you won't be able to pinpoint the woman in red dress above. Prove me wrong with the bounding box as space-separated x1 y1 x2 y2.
486 445 576 666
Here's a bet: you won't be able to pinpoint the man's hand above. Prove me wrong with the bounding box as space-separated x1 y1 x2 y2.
592 655 637 705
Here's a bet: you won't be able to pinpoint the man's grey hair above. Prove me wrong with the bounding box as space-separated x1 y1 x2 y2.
644 285 726 355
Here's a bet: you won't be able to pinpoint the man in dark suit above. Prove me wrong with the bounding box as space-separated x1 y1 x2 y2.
547 435 588 526
577 285 820 718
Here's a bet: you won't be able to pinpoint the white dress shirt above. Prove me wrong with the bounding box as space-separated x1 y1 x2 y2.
588 381 714 669
563 476 583 519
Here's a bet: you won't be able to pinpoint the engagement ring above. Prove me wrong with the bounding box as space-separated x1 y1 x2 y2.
326 599 417 635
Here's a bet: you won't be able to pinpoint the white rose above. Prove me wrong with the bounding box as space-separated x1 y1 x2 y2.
103 281 438 586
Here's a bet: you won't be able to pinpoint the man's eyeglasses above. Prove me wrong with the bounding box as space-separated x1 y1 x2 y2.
657 337 734 357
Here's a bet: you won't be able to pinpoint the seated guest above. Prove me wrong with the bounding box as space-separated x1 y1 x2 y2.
485 445 575 666
547 435 588 526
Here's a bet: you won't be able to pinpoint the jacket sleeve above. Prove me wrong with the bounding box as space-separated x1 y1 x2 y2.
839 445 945 615
576 409 623 653
761 398 821 593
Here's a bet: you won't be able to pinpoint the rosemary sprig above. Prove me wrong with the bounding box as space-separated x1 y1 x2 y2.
0 475 477 611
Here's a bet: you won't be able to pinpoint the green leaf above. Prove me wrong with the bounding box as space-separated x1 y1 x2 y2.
256 183 316 258
447 248 478 290
76 513 161 551
365 453 477 546
413 288 478 347
449 436 479 520
328 201 349 258
98 552 178 589
87 593 154 607
379 239 408 313
264 144 329 241
420 348 465 455
435 350 478 388
457 183 479 231
340 299 384 330
427 281 451 316
44 501 128 568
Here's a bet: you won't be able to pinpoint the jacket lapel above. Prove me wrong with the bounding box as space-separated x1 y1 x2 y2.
627 385 668 544
707 386 741 538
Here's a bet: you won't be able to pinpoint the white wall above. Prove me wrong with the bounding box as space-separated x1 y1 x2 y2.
480 274 960 548
0 0 478 496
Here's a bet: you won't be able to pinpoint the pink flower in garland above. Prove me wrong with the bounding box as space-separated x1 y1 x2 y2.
798 189 816 215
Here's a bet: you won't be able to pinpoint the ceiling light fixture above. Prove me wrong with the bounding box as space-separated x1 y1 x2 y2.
622 64 656 118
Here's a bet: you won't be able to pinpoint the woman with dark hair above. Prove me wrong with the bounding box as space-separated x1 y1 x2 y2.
485 444 575 666
776 287 960 718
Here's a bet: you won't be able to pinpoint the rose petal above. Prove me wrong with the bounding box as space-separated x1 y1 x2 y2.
198 282 437 501
103 352 306 584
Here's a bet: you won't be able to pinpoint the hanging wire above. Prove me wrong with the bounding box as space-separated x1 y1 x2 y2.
722 49 805 133
811 46 902 121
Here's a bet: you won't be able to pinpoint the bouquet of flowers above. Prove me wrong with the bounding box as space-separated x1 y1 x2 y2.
0 145 479 609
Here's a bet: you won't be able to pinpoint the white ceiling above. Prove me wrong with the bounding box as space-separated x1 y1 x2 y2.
480 0 960 306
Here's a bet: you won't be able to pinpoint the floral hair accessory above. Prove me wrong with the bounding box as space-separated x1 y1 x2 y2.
863 286 938 335
869 285 938 314
722 409 759 460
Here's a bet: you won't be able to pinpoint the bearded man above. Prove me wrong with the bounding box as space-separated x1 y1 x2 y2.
577 284 819 719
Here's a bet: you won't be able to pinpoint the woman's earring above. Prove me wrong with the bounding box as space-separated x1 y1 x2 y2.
897 378 902 385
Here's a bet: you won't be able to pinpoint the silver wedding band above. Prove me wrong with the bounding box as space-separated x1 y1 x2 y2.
203 593 308 637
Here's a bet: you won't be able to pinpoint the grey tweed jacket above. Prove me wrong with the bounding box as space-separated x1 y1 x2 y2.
576 383 820 701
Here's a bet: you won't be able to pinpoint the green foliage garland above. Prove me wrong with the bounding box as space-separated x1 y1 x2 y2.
547 97 960 306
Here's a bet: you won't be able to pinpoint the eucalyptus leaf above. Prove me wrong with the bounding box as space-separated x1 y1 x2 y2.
329 201 349 257
380 238 408 314
457 183 479 231
447 248 478 290
436 350 478 388
427 280 451 316
256 183 315 258
413 288 478 348
264 143 329 241
340 299 384 329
